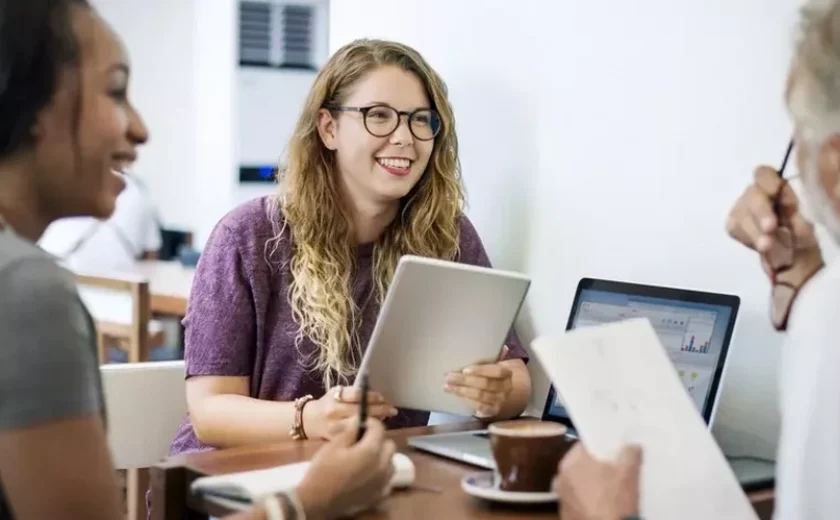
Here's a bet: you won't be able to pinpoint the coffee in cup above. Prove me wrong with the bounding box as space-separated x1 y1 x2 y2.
488 419 570 492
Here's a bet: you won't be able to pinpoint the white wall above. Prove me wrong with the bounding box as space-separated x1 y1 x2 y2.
92 0 197 233
331 0 806 459
94 0 326 246
192 0 238 247
238 69 315 166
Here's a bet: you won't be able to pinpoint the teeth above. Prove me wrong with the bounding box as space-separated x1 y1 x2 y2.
378 158 410 169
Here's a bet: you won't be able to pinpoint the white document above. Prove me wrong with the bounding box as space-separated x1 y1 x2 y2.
530 318 758 520
190 453 416 509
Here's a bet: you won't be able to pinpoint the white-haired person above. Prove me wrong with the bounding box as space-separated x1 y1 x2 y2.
552 1 840 519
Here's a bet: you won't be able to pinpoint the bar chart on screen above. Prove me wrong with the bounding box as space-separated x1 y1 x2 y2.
679 317 714 354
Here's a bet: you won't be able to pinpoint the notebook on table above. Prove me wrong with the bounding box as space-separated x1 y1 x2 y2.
191 453 416 511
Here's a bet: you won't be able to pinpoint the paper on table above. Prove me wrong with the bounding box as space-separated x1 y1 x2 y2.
531 318 758 520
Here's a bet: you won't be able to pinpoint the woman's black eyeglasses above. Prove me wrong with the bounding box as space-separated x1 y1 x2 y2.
324 104 441 141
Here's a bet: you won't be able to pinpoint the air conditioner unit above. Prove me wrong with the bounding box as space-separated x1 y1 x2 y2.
237 0 329 183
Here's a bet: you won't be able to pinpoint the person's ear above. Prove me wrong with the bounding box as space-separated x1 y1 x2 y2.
317 108 339 151
30 114 45 141
818 135 840 213
30 98 62 143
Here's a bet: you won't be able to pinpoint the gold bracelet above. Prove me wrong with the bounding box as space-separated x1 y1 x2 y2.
289 394 314 440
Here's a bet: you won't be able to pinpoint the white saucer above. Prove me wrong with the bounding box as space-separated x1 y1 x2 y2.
460 471 558 504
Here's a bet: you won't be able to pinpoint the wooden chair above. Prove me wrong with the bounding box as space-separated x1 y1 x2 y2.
76 273 153 363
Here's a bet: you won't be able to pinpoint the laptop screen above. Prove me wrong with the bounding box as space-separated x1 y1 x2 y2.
544 282 738 425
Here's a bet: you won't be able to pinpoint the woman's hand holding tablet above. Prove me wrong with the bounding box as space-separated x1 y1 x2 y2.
444 346 515 418
355 256 532 418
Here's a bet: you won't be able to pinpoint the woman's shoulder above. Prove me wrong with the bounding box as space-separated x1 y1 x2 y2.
0 226 49 267
209 195 288 254
456 213 480 242
455 213 484 251
216 195 282 234
454 213 491 266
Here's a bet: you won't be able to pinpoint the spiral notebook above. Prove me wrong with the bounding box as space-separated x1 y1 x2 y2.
190 453 416 511
530 318 759 520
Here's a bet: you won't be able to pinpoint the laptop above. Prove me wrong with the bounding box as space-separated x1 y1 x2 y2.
408 277 775 491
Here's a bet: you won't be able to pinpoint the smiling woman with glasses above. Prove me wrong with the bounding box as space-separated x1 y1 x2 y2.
168 38 533 458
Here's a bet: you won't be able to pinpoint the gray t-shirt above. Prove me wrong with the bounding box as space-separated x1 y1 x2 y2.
0 226 104 519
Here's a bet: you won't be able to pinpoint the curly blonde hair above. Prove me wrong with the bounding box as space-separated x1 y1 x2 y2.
268 39 465 389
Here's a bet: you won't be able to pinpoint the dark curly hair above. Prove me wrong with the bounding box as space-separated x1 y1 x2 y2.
0 0 90 158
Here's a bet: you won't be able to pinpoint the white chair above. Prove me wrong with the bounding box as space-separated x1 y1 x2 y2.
101 361 187 520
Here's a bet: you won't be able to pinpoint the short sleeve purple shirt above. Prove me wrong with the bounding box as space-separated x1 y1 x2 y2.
169 196 528 455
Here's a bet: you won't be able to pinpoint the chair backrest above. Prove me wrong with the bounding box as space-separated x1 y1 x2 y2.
100 361 187 469
76 273 151 363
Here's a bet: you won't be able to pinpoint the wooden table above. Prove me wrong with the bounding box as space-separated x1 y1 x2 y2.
150 422 775 520
135 260 194 317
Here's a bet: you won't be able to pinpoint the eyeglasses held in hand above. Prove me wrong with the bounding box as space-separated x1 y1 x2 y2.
324 104 442 141
768 138 796 331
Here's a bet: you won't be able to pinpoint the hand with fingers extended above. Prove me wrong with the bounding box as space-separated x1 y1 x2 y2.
444 359 514 419
302 385 399 440
726 166 823 286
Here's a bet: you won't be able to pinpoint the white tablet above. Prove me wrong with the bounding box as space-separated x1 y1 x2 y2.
354 255 531 417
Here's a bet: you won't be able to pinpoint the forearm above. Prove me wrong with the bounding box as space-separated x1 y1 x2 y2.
495 360 531 420
191 394 297 448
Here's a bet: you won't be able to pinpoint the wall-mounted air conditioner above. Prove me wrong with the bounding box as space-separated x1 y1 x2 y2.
237 0 329 183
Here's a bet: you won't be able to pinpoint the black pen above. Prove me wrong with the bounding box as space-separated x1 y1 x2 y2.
774 138 797 215
356 373 369 442
779 138 794 176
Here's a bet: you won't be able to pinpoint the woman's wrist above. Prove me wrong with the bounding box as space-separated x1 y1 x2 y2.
300 396 323 440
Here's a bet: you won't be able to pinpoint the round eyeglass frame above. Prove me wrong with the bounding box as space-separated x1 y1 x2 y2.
324 104 442 141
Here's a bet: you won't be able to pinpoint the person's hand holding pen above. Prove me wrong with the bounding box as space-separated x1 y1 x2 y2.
292 417 397 519
303 379 398 441
726 140 824 330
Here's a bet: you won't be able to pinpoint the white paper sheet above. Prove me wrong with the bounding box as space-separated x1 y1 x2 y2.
531 318 758 520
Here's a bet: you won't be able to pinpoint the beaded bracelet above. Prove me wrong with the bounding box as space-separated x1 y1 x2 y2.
289 394 314 440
